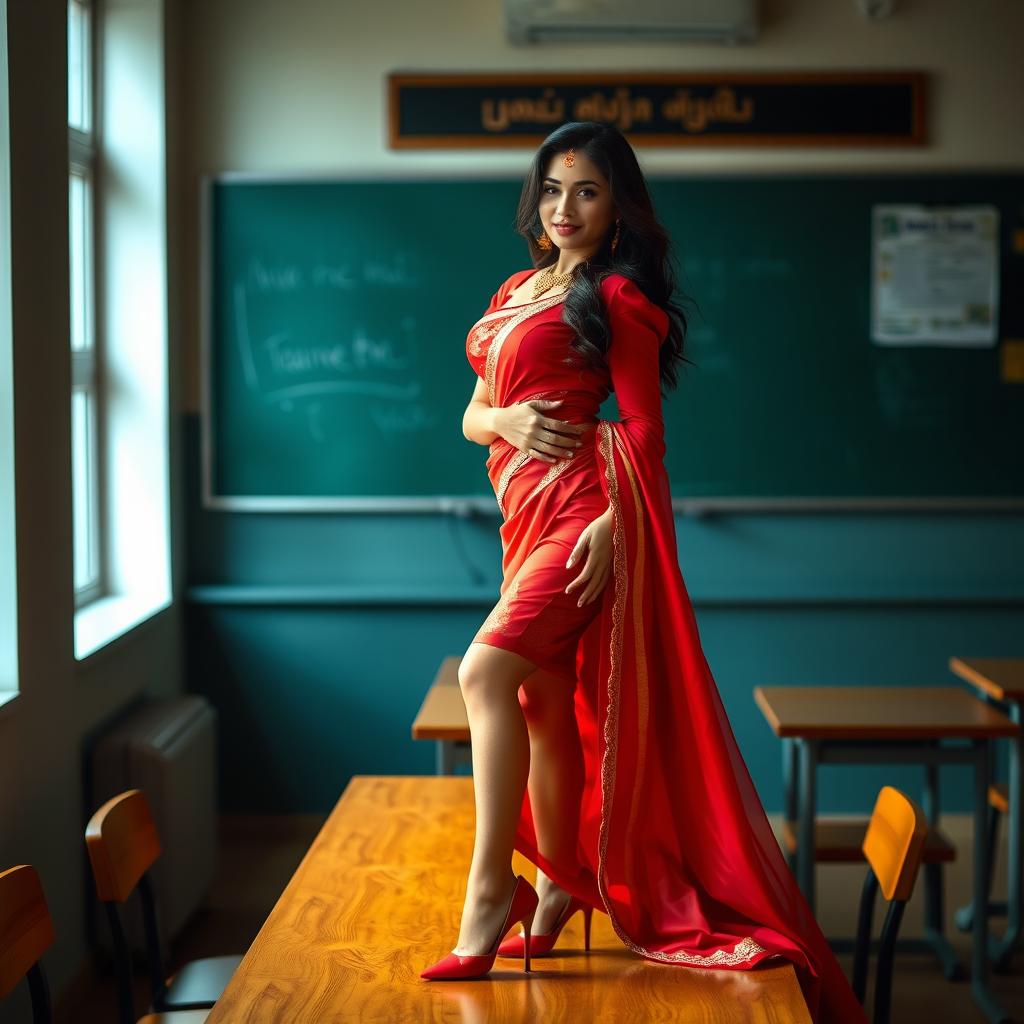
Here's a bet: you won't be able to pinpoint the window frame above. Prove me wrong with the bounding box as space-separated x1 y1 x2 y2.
68 0 107 609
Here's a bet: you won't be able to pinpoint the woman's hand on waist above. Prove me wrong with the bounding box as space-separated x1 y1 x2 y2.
493 398 588 464
565 507 613 607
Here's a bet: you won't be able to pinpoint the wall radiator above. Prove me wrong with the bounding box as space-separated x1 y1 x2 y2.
89 695 219 958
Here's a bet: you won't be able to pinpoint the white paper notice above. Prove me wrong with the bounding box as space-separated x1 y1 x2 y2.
871 205 999 346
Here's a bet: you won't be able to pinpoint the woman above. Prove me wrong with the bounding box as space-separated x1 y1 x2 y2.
420 122 866 1023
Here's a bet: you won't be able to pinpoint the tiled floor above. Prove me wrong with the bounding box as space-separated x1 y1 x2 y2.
54 813 1024 1022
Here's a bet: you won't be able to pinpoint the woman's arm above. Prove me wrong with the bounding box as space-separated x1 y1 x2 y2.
462 276 513 446
605 276 669 460
567 277 668 604
462 375 501 445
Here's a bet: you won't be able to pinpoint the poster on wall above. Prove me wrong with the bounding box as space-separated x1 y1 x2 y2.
871 204 999 346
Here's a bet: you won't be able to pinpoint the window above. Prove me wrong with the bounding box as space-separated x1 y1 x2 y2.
68 0 103 606
72 0 172 660
0 0 17 705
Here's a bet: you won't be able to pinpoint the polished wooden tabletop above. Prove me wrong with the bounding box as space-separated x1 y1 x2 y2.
754 685 1019 739
205 775 811 1023
950 656 1024 702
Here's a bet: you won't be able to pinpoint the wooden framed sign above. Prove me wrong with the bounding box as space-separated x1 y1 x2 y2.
388 71 926 149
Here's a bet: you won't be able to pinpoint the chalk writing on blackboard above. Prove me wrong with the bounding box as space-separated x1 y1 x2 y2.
247 256 418 293
233 281 423 409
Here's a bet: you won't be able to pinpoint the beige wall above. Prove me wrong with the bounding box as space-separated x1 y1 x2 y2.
0 2 184 1018
179 0 1024 411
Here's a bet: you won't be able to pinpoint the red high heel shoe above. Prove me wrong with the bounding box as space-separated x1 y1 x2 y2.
420 875 539 980
497 892 593 958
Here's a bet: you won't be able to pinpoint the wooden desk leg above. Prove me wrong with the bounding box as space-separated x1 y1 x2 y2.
922 762 945 935
971 738 1012 1024
782 737 797 872
436 740 472 775
921 758 964 981
991 702 1023 972
955 698 1016 945
796 738 817 914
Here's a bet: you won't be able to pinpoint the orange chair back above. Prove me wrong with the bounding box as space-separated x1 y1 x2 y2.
0 865 55 1000
862 785 928 902
85 789 162 903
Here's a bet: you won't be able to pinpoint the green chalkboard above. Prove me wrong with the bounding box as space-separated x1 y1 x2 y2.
200 173 1024 510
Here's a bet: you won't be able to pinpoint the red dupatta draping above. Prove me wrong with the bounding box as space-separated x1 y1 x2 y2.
511 277 867 1023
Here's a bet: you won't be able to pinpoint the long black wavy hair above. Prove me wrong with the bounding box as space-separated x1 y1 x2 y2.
514 121 696 393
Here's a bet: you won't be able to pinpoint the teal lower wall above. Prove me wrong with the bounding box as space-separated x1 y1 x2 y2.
183 415 1024 815
185 598 1020 815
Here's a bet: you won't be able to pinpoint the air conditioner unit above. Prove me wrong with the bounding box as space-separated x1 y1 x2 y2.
505 0 759 45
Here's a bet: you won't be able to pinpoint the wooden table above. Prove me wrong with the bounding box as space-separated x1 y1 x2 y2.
411 656 470 774
754 685 1018 1024
205 776 812 1023
950 657 1024 971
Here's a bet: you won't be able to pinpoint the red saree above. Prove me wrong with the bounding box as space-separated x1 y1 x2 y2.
465 269 866 1023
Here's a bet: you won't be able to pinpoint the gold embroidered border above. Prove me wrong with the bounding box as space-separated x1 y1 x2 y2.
594 420 770 968
484 293 564 406
475 289 562 327
492 389 564 518
612 429 649 886
515 453 573 515
467 318 501 358
496 450 531 517
477 572 523 638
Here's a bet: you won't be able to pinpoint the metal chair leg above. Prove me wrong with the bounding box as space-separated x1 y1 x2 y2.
852 867 878 1006
873 900 907 1024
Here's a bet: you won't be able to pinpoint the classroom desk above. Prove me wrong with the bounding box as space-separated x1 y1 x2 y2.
950 657 1024 971
205 776 812 1024
754 685 1018 1024
411 656 470 774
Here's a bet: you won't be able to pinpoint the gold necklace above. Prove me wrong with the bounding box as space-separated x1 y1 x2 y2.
531 264 574 299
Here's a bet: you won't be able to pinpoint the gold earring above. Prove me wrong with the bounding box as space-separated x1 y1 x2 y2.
536 230 552 250
610 218 621 253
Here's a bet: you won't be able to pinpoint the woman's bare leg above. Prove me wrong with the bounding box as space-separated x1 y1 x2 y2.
519 667 585 932
453 641 538 954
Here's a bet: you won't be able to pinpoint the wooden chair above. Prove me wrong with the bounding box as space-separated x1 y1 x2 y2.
0 865 55 1024
85 789 241 1024
1 864 206 1024
781 807 955 970
851 786 928 1024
